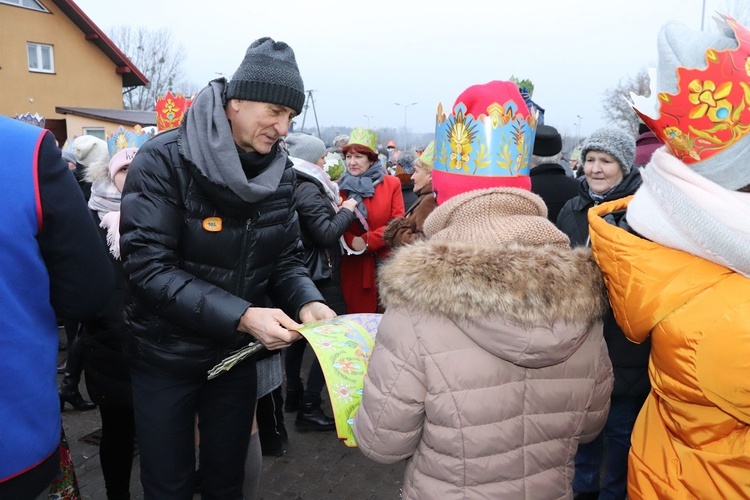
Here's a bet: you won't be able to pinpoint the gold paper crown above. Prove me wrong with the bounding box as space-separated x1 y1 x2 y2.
347 127 378 153
155 92 193 132
633 15 750 163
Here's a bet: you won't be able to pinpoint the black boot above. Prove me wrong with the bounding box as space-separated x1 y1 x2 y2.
284 388 303 413
271 388 288 443
58 327 95 411
257 389 286 457
295 401 335 432
59 377 96 411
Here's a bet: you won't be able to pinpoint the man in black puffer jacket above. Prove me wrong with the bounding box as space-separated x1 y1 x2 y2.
120 38 334 499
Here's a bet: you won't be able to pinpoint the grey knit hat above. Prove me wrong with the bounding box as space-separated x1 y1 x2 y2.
285 133 326 164
396 152 417 174
581 127 636 176
332 134 350 149
226 37 305 115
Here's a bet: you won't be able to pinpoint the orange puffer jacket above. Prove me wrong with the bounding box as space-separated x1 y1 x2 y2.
589 197 750 499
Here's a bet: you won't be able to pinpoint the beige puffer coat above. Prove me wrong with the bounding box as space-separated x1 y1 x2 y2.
352 189 613 500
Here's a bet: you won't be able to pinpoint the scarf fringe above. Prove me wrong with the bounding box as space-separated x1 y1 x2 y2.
100 211 121 260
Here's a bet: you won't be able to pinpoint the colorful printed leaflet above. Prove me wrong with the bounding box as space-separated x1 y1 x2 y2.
296 314 381 447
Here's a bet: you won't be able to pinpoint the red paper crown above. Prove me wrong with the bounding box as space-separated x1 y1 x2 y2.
634 15 750 164
155 91 193 132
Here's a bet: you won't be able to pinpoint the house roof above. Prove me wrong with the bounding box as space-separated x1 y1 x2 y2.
56 107 156 126
51 0 149 87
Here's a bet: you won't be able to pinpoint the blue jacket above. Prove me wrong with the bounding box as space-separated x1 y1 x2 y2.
0 117 113 497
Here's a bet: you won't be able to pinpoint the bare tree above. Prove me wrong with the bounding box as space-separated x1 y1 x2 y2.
718 0 750 26
601 68 650 137
109 26 198 110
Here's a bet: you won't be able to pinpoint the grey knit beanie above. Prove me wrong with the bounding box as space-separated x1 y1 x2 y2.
332 134 350 149
285 133 326 164
656 21 736 97
396 152 417 174
226 37 305 115
581 127 636 176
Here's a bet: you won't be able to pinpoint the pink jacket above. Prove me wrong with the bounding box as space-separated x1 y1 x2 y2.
353 242 613 499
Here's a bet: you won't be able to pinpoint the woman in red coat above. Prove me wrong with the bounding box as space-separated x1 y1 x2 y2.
338 128 405 313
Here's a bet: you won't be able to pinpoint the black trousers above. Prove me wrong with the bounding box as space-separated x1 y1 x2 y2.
131 358 257 500
98 404 135 500
284 339 326 405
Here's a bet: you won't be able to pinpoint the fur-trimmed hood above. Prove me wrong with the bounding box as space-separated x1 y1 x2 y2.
83 156 111 183
378 241 608 367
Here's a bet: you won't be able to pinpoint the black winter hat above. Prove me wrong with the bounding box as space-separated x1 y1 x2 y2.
532 125 562 156
226 37 305 115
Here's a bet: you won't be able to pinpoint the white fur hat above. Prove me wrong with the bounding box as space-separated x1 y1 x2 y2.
73 135 109 182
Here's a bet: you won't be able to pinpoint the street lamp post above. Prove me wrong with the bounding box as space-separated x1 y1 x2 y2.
364 115 373 128
395 102 417 149
576 115 583 146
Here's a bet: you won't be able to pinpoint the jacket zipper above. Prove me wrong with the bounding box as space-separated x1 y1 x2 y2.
325 249 332 272
236 219 252 296
585 200 600 248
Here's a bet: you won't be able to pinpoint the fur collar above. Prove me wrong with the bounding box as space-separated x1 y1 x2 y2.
379 241 607 327
83 157 110 183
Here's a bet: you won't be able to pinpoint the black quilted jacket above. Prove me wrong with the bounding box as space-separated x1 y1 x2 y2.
556 167 642 246
120 129 322 379
556 167 650 397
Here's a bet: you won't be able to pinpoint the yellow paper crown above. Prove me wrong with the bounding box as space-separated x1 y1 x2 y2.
419 140 435 167
633 15 750 164
155 91 193 132
347 127 378 153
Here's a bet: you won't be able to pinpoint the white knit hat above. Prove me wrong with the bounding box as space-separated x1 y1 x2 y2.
74 135 110 182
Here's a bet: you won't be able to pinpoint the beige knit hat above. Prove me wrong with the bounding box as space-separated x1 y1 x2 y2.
424 187 570 248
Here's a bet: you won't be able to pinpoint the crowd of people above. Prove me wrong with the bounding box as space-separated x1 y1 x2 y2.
2 12 749 500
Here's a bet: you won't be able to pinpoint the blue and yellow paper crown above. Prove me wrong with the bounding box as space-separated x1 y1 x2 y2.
433 80 537 203
106 125 154 158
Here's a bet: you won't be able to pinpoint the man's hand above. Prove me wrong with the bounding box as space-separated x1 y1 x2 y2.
299 301 336 323
351 236 366 251
237 307 302 350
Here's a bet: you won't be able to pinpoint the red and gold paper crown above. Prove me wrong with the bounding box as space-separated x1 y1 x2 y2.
155 91 193 132
634 15 750 164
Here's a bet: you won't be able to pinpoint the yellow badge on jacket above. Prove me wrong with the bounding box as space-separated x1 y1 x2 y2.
202 217 222 232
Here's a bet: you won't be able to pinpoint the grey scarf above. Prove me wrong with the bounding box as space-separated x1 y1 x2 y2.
179 78 285 203
337 162 385 218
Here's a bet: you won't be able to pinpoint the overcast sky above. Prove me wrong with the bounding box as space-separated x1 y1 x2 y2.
74 0 738 139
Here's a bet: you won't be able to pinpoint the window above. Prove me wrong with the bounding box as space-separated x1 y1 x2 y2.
0 0 48 11
27 42 54 73
82 129 106 141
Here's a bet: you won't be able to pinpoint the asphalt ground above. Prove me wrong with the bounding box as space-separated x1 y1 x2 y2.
57 329 405 499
